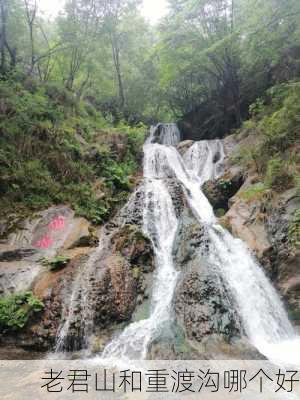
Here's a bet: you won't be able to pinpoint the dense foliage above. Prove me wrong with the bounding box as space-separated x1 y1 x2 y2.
1 0 299 128
233 81 299 190
158 0 300 137
0 291 44 330
0 78 145 223
232 81 300 248
0 0 299 224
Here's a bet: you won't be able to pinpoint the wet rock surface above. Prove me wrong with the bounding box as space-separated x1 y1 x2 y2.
173 211 245 357
176 140 194 156
203 170 244 213
1 131 298 360
0 198 155 354
220 134 300 327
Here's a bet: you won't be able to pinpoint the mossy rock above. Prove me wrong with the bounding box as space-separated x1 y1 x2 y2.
42 256 71 271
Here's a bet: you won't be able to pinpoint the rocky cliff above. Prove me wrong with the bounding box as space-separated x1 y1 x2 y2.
0 132 298 359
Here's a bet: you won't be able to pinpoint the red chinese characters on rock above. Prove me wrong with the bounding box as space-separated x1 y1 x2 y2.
34 216 66 249
48 216 65 231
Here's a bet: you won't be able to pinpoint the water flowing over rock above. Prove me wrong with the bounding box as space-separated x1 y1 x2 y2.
54 216 155 353
93 123 300 365
147 123 181 146
1 124 300 366
102 123 300 364
174 213 242 341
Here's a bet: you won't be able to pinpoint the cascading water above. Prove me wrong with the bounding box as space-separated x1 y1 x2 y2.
101 178 179 360
147 123 181 146
102 123 300 365
184 140 225 183
143 129 300 366
55 231 108 353
55 123 299 366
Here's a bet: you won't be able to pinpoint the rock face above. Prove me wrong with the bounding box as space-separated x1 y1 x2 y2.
0 206 95 297
173 211 243 358
176 140 194 156
0 130 298 359
35 221 154 352
0 199 155 354
219 133 300 326
203 171 244 213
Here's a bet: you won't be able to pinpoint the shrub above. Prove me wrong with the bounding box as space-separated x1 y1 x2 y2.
0 79 143 224
289 209 300 250
0 292 44 331
236 81 300 178
265 158 294 192
239 182 268 202
42 256 71 271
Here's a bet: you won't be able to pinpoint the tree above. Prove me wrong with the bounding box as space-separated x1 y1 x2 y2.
102 0 141 109
23 0 37 73
0 0 17 73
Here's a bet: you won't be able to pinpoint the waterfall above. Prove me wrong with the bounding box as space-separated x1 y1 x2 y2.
101 179 179 360
102 123 299 365
55 231 108 353
100 124 181 360
53 123 299 365
147 123 181 146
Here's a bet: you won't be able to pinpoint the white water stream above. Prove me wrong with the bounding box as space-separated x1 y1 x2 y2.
53 123 299 366
101 178 179 360
101 123 300 365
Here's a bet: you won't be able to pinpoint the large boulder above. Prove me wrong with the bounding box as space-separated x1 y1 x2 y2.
203 170 244 213
173 212 242 345
0 206 95 296
176 140 194 156
221 171 300 326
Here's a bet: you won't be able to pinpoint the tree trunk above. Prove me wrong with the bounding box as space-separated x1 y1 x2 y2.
0 0 7 74
111 31 125 109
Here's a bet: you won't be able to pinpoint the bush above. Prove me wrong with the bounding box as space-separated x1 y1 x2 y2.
260 82 300 155
236 81 300 189
42 256 71 271
289 209 300 250
0 292 44 331
265 158 294 192
0 79 144 224
239 182 268 201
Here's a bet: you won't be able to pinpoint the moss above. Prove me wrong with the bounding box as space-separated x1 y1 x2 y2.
289 209 300 250
42 256 71 271
216 208 226 217
234 81 300 192
265 158 294 192
239 182 268 202
0 292 44 331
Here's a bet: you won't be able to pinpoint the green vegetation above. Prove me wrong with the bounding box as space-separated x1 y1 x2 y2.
0 0 299 228
239 183 268 202
0 292 44 331
0 79 145 223
234 81 299 251
289 209 300 250
42 255 71 271
265 158 294 192
234 82 300 193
